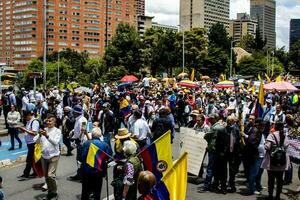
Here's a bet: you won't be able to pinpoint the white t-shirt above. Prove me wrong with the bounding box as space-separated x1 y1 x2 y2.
143 77 150 87
132 118 151 140
25 119 40 144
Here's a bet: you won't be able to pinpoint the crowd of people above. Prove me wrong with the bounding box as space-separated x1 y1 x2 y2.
0 76 299 200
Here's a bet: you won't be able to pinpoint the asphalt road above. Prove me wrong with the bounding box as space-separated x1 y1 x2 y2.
0 131 299 199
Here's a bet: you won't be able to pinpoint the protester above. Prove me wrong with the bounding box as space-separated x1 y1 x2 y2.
7 105 22 150
80 126 112 200
34 115 62 200
18 111 39 179
131 110 151 148
62 106 75 156
121 140 142 200
261 122 289 200
137 171 157 200
69 105 87 181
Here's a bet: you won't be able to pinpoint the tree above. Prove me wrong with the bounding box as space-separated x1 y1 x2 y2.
240 34 255 53
289 40 300 69
208 22 231 53
175 28 208 73
143 29 178 75
203 47 229 76
102 66 128 81
237 55 284 76
274 47 290 71
104 23 143 73
248 25 267 51
45 48 89 78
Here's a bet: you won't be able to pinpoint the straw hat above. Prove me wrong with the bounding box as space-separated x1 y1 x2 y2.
115 128 131 139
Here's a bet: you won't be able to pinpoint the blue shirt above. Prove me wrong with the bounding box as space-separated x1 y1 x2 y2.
81 138 112 175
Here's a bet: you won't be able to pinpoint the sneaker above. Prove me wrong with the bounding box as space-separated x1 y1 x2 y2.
8 147 15 151
42 183 48 192
254 191 261 195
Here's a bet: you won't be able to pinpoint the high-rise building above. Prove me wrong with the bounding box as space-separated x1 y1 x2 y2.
250 0 276 48
137 15 178 37
0 0 136 70
229 13 258 46
180 0 230 32
135 0 145 16
290 19 300 50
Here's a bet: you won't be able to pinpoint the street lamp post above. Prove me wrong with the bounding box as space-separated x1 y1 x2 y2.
230 41 234 78
43 0 47 89
57 51 60 87
182 30 185 73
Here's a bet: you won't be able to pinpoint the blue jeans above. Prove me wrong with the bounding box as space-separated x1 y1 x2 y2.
204 152 216 189
249 158 263 193
103 132 112 148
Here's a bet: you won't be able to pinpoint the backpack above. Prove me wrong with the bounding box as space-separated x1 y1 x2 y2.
270 135 286 167
3 93 11 106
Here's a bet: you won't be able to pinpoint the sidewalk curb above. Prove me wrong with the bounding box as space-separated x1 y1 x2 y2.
0 147 68 168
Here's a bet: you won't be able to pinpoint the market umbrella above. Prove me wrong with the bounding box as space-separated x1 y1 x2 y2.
120 75 138 82
264 81 298 92
215 80 234 89
74 86 93 94
177 80 199 88
118 82 133 88
178 72 188 78
201 76 210 80
293 82 300 88
149 77 159 82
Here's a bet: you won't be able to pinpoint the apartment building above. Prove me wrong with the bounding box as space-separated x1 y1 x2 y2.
250 0 276 48
0 0 137 70
229 13 258 46
180 0 230 32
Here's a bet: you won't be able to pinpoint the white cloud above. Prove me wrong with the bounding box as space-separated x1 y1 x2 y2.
146 0 300 49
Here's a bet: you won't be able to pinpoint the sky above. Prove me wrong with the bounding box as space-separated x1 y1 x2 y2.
145 0 300 50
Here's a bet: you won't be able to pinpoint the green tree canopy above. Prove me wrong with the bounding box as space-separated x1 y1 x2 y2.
289 40 300 69
208 22 231 53
240 34 255 53
175 28 208 72
104 23 143 73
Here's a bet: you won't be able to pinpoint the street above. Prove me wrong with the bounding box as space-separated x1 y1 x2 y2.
0 131 299 199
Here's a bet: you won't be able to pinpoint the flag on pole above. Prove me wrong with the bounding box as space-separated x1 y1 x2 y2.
86 143 108 171
140 131 173 180
265 74 271 83
149 152 188 200
190 68 195 81
255 80 264 118
276 75 282 82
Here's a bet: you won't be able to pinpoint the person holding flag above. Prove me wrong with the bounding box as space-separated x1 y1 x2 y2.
80 128 112 200
34 115 62 200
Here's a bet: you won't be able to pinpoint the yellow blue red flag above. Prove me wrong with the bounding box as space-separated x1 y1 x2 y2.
190 68 195 81
148 152 188 200
141 131 173 180
86 143 108 171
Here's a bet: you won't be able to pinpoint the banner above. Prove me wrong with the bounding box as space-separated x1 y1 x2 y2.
179 127 207 175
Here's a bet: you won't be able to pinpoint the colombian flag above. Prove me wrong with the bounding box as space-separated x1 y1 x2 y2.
120 99 132 117
33 143 44 178
190 68 195 81
141 131 173 180
255 80 264 118
149 152 188 200
86 143 108 171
